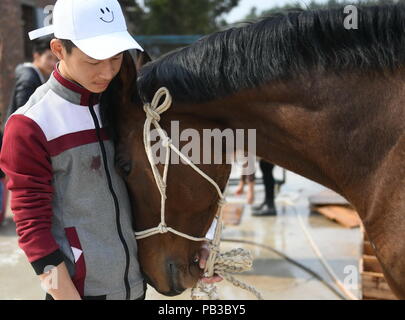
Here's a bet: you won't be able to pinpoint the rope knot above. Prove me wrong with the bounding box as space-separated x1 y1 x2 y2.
143 103 161 122
218 198 227 207
157 223 168 234
192 246 264 300
162 137 171 148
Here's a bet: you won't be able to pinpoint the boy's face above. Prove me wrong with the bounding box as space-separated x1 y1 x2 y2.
33 49 58 77
51 39 123 93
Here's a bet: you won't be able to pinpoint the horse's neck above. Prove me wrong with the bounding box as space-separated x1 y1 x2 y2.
196 73 404 215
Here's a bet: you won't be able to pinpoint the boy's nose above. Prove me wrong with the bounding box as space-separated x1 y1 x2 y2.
99 64 116 81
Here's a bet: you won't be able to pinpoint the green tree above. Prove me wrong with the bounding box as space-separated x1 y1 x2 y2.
118 0 147 35
120 0 240 35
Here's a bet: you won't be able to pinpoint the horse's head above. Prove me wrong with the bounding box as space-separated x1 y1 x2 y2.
106 51 232 296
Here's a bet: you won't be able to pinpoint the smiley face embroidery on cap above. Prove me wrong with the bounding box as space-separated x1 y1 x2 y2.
99 6 114 23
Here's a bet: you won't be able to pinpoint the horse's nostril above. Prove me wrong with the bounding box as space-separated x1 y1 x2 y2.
167 260 178 277
166 260 186 295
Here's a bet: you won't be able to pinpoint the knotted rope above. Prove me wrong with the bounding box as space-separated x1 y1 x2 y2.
137 87 263 300
191 245 264 300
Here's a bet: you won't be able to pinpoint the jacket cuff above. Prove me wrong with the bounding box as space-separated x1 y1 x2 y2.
31 249 65 275
205 217 218 241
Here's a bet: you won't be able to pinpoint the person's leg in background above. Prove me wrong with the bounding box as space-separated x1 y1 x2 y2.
245 173 255 205
234 174 247 196
252 160 277 216
234 155 256 205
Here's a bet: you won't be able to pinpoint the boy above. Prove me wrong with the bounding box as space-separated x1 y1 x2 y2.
0 0 219 300
6 36 58 119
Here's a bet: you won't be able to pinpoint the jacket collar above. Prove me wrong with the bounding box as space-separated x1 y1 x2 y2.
49 62 101 107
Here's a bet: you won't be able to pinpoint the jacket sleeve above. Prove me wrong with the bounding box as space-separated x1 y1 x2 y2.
13 70 39 112
0 115 64 275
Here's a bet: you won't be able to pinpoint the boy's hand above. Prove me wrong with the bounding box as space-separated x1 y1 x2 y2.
197 242 223 284
40 262 82 300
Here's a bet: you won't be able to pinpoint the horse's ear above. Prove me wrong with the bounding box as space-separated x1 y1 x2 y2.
118 50 152 93
119 51 138 88
135 49 152 73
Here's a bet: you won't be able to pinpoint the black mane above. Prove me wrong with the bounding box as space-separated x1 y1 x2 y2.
137 3 405 103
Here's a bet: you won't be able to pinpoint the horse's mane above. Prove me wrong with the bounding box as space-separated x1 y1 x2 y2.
137 3 405 103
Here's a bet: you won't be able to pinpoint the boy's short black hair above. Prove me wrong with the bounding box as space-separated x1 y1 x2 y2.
32 36 52 55
59 39 77 55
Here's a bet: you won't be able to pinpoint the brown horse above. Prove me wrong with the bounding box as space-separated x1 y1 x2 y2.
104 4 405 298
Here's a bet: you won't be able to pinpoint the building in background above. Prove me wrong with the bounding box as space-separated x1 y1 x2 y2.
0 0 54 126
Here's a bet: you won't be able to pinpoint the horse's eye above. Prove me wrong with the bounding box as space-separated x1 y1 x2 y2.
116 155 132 176
121 162 132 176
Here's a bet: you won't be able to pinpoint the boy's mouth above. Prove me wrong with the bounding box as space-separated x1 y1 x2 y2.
95 82 109 88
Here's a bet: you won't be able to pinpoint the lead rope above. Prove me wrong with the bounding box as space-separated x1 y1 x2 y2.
138 87 263 300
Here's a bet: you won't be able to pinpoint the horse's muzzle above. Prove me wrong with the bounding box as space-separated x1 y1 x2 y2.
165 259 187 296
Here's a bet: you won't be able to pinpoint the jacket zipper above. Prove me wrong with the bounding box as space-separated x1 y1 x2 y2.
88 95 131 300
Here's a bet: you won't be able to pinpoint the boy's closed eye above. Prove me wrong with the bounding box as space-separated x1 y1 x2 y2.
87 53 123 65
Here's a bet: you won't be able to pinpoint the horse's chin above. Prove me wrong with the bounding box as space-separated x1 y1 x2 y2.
157 287 187 297
142 266 200 297
137 239 203 296
145 277 188 297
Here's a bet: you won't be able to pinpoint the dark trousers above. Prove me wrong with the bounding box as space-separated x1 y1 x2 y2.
260 160 275 206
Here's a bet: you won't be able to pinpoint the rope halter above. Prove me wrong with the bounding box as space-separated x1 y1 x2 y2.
136 87 263 300
136 87 226 242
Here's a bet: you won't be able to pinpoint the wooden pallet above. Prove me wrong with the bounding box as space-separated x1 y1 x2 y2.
222 203 244 226
312 205 361 228
309 189 361 228
361 229 397 300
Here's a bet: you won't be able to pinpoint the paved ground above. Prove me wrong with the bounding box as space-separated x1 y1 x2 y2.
0 165 362 300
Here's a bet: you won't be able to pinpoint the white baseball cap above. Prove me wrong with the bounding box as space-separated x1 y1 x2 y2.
29 0 144 60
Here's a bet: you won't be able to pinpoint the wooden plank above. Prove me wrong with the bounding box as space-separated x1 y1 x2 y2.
360 227 397 300
362 272 398 300
222 203 244 226
308 189 350 206
364 231 370 242
363 241 375 256
363 255 383 273
312 205 361 228
363 295 381 300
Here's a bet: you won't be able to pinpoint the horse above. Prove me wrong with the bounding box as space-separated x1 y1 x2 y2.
103 3 405 298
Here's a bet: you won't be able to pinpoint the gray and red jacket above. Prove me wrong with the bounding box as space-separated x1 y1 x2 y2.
0 64 144 300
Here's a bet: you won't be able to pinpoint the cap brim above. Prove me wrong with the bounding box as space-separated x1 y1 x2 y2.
29 25 54 40
72 31 144 60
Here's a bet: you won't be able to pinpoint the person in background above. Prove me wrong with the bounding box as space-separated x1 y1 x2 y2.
234 152 256 204
234 170 256 205
6 36 58 119
0 37 57 226
252 159 278 216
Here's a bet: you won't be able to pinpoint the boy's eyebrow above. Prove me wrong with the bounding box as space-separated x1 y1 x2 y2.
88 53 123 61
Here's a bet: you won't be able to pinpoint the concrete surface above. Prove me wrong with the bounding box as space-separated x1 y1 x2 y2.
0 165 362 300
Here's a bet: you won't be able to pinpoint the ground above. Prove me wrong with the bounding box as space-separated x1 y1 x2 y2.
0 166 362 300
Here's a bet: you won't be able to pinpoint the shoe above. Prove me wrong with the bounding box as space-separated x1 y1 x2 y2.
252 204 277 217
252 201 266 211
